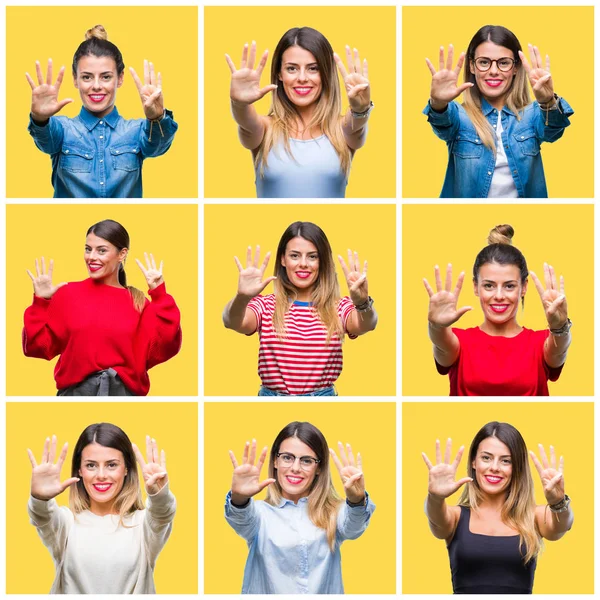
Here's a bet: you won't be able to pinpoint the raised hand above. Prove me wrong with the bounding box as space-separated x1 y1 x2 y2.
529 263 567 330
229 439 276 504
423 264 472 327
338 249 368 306
422 438 473 499
529 444 565 506
132 435 168 495
425 44 474 108
129 60 164 120
518 44 554 104
226 42 278 105
330 441 365 504
26 59 74 122
135 252 164 290
334 46 370 113
26 257 67 299
234 245 276 299
27 435 79 501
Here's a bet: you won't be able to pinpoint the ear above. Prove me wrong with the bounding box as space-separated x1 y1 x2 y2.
278 72 283 81
281 254 286 267
117 71 125 88
469 59 475 75
119 247 128 262
73 73 79 89
473 278 479 297
521 278 528 296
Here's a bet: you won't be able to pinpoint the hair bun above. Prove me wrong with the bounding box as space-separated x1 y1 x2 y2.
487 224 514 245
85 24 108 41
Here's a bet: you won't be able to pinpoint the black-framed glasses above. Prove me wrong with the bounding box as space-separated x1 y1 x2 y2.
473 57 517 72
276 452 320 470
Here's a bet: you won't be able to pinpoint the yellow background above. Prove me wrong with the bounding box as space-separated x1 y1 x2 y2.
402 6 594 198
402 204 593 396
402 402 594 594
6 204 198 396
204 401 396 594
7 6 198 198
204 6 396 198
204 204 396 396
6 402 198 594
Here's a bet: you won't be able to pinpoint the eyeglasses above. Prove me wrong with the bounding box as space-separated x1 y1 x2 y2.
276 452 320 470
473 57 517 72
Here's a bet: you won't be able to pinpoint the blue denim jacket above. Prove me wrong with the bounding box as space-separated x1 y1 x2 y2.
423 97 573 198
28 106 178 198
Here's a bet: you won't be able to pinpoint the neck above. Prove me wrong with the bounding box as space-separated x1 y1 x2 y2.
477 492 507 512
479 318 522 337
294 289 313 302
485 95 506 111
89 500 117 517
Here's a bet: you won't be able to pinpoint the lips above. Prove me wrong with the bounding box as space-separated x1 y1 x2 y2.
295 271 312 279
92 483 113 492
88 263 103 272
293 87 313 96
490 304 509 313
285 475 304 485
484 475 503 484
485 80 503 88
89 94 107 103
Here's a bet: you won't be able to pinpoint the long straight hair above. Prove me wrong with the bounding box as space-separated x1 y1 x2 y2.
462 25 531 152
70 423 144 526
256 27 351 177
273 221 343 343
266 422 342 550
86 219 145 312
458 422 541 563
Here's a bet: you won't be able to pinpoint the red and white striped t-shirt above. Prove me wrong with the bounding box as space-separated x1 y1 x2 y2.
247 294 357 395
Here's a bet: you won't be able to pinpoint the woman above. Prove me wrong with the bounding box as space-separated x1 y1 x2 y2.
27 423 175 594
222 221 377 395
422 422 573 594
225 27 372 198
225 421 375 594
23 219 181 396
423 224 570 395
26 24 178 198
423 25 573 198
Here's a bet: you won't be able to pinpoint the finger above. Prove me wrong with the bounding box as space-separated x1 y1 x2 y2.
46 58 53 85
363 58 369 80
257 84 278 99
337 440 349 466
248 439 257 465
41 256 47 276
353 47 361 73
452 445 465 470
347 249 354 272
129 67 144 93
454 51 466 76
425 57 436 77
258 478 276 492
345 45 353 72
546 54 551 72
527 44 537 69
35 257 40 278
253 245 260 269
49 434 57 463
559 455 564 475
518 50 531 74
144 59 150 85
135 258 147 276
548 264 557 290
35 60 43 85
157 72 162 89
149 253 157 271
248 40 257 69
48 258 54 280
423 278 434 298
363 260 368 277
421 452 433 470
529 450 544 478
132 443 147 469
246 245 252 269
353 251 360 273
456 82 475 95
229 450 239 468
559 275 564 296
438 46 444 72
147 472 168 487
145 89 163 106
25 72 36 90
434 265 442 293
533 74 552 91
528 271 545 299
159 260 164 274
345 443 356 466
435 439 441 464
444 437 452 464
234 256 243 272
346 472 364 486
258 276 277 293
538 443 550 469
55 98 74 112
256 49 269 76
357 452 363 472
152 437 159 464
161 449 166 471
60 477 80 492
334 52 349 80
146 434 152 463
533 45 543 69
149 61 155 86
446 43 454 71
549 445 556 469
337 255 350 279
455 306 473 319
256 446 268 473
445 263 452 292
242 440 250 464
27 449 38 468
240 43 249 69
26 269 35 282
56 441 69 470
453 271 465 298
42 436 50 463
548 472 563 490
259 251 271 276
144 252 151 271
455 477 473 489
329 448 344 475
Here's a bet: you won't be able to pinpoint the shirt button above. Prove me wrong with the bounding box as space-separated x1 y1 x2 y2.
115 150 119 154
99 121 103 125
520 136 525 139
513 170 518 174
100 159 104 163
457 135 461 139
84 154 89 158
65 149 69 153
100 181 104 185
99 135 104 139
488 171 492 176
505 145 509 150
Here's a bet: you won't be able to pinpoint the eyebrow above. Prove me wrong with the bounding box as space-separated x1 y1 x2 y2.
80 71 114 76
480 451 511 458
85 244 109 249
481 279 518 284
284 62 318 67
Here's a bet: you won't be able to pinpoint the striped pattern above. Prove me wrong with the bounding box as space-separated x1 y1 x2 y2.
247 295 356 395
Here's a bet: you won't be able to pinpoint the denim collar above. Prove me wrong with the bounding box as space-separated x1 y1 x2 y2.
481 97 516 117
277 496 309 508
78 106 120 131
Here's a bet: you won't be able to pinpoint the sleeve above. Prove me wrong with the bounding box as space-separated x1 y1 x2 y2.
538 329 565 381
139 282 182 369
422 100 461 142
22 294 63 360
28 496 74 564
246 295 268 336
338 297 358 339
434 327 463 375
336 492 375 542
534 97 574 143
224 490 260 544
28 115 65 155
139 109 178 158
143 483 177 566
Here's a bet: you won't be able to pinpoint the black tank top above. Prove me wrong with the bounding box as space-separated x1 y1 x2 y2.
448 506 536 594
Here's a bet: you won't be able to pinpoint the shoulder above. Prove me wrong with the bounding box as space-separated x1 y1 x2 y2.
522 327 549 342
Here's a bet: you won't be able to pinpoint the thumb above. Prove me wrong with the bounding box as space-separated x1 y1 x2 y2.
145 89 163 106
257 84 278 99
346 472 364 486
258 276 277 292
258 478 276 492
547 295 566 315
60 477 80 492
547 472 563 489
55 282 68 290
455 306 472 319
456 82 474 95
454 477 473 491
55 98 73 111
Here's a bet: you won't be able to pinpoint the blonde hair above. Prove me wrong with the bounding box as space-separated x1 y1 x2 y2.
85 24 108 41
266 422 342 550
462 25 531 153
272 221 343 343
458 421 542 563
255 27 351 178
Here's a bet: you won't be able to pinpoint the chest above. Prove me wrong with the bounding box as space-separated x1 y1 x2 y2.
469 511 519 536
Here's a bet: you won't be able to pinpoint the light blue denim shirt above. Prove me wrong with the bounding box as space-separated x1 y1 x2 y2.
423 97 573 198
225 490 375 594
28 106 178 198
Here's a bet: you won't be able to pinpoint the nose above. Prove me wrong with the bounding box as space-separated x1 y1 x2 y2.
493 286 505 300
297 68 308 83
92 76 102 90
290 458 302 473
97 466 107 479
488 60 500 76
490 459 500 472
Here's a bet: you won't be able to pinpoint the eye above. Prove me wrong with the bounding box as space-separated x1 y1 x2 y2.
481 455 491 461
502 459 512 465
98 248 106 254
505 284 516 290
82 75 91 81
308 65 319 72
300 458 314 466
108 462 118 468
85 463 96 470
102 75 112 80
483 283 494 289
309 254 319 260
499 59 512 68
286 66 296 72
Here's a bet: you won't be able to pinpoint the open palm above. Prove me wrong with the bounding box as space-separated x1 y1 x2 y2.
226 42 277 105
422 438 472 498
424 264 472 327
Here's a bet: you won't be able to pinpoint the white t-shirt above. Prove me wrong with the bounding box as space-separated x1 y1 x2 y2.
488 116 519 198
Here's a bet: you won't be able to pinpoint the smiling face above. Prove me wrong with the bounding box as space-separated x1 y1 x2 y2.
474 263 526 329
85 232 127 286
275 436 320 503
79 442 127 515
472 436 513 496
281 236 320 301
74 55 124 118
470 41 517 109
279 45 323 111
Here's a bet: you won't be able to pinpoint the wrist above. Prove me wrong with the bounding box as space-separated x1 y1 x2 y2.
31 113 50 126
231 492 250 507
346 494 366 507
429 98 448 112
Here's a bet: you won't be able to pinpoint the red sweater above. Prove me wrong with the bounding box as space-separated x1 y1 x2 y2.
436 327 563 396
22 278 181 395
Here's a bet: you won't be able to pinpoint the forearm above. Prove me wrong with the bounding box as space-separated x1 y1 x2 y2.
543 505 574 540
544 331 571 368
223 293 252 332
231 100 265 149
140 109 178 157
425 493 453 539
429 323 460 367
352 306 377 335
341 110 369 150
